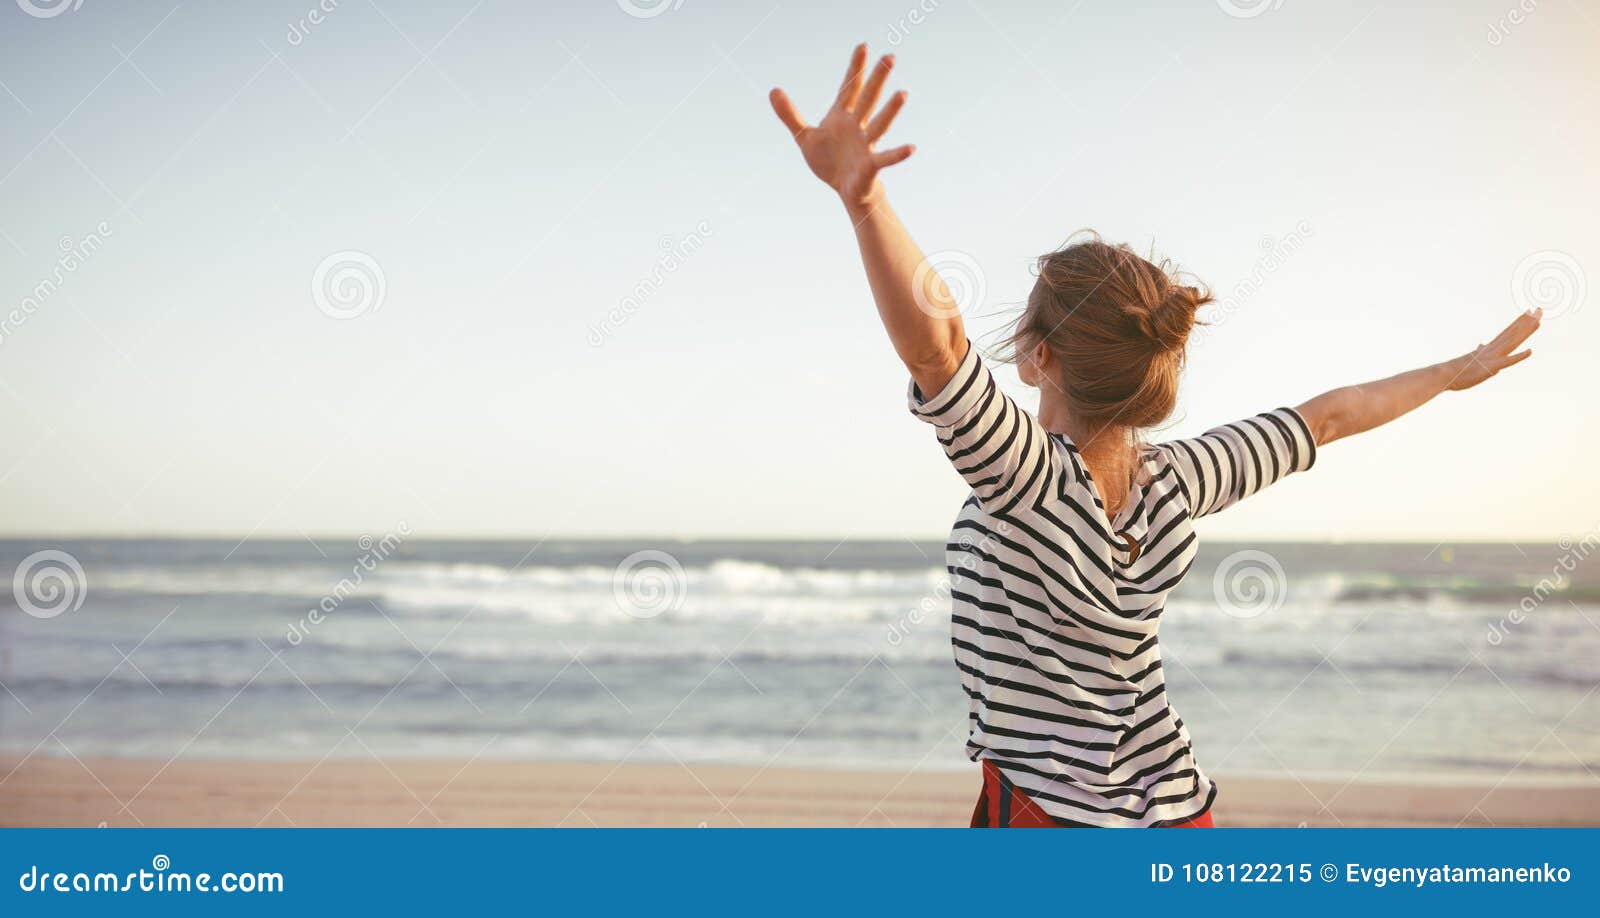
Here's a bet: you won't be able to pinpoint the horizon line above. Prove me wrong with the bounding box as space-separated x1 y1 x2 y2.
0 532 1582 547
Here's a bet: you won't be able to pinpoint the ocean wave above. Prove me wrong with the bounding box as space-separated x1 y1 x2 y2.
1180 647 1600 689
75 558 1600 636
16 637 1594 697
1329 582 1600 605
6 641 958 694
87 559 942 594
303 629 954 666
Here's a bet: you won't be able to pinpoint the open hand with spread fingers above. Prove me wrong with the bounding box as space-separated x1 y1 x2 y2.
1296 307 1543 444
1445 308 1542 391
769 44 915 211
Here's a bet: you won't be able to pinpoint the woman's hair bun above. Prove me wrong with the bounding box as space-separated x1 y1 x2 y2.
1005 233 1214 430
1129 284 1206 352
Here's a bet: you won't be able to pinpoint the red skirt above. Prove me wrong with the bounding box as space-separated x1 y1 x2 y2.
970 760 1214 828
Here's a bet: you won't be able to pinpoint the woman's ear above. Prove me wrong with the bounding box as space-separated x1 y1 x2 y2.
1017 338 1046 388
1033 340 1053 374
1029 340 1058 385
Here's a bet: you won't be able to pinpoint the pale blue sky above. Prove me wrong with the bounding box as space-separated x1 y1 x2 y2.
0 0 1595 540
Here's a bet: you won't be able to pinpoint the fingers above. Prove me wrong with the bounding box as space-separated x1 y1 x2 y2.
1459 348 1534 392
856 54 895 123
1490 312 1538 351
872 144 916 169
769 88 808 138
834 44 869 112
1495 349 1533 371
1486 308 1542 355
866 90 907 142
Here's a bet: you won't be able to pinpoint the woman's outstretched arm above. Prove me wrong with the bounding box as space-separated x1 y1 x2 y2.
1295 309 1542 446
770 45 965 396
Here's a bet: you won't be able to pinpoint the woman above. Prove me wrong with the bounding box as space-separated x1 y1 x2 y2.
770 46 1541 827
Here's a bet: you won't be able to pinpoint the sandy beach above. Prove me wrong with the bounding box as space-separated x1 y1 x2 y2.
3 757 1595 828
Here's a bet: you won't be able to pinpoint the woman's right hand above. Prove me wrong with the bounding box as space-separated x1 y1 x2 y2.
769 45 915 212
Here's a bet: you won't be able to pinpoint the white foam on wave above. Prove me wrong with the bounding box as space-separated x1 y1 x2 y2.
89 559 946 606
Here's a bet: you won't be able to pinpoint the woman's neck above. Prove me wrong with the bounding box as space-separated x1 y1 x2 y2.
1037 386 1132 453
1040 386 1139 513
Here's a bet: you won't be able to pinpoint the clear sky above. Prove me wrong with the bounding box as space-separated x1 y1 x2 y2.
0 0 1595 541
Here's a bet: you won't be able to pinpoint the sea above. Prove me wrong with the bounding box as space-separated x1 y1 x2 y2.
2 537 1597 786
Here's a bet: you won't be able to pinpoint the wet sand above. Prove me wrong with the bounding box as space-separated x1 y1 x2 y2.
3 757 1596 827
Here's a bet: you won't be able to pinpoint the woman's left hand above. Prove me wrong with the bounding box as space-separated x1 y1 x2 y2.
1445 309 1541 391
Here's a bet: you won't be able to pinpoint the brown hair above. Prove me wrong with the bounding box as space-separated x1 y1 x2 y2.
1005 232 1209 432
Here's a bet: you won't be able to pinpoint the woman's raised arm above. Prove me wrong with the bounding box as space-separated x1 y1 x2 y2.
770 45 965 396
1295 309 1542 446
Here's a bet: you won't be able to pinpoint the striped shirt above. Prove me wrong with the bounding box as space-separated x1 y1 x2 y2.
910 342 1316 827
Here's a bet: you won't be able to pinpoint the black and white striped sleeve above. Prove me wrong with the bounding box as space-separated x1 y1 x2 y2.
1155 408 1317 518
908 342 1068 513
